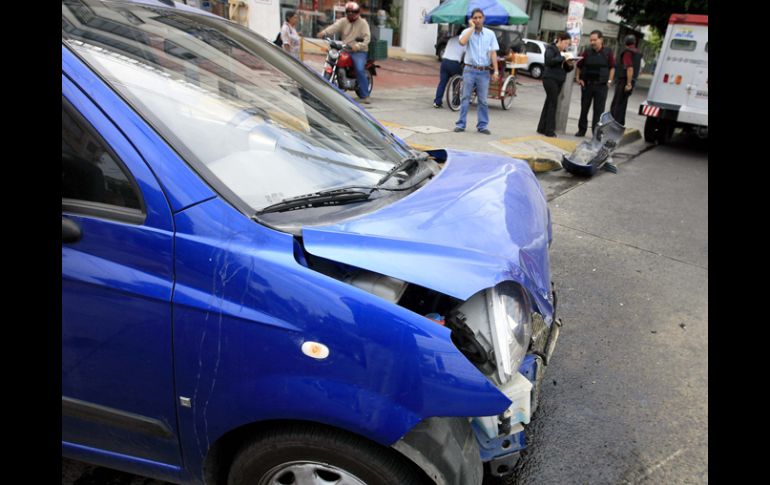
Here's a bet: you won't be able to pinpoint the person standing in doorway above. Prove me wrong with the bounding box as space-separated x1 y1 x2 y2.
537 32 576 137
611 35 643 125
281 11 301 59
454 8 499 134
316 2 372 103
574 30 615 137
433 34 465 108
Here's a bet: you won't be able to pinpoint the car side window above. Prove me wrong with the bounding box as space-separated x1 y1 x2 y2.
526 42 541 54
62 98 144 220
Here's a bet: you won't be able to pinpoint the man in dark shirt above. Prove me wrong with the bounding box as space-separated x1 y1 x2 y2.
611 35 643 125
574 30 615 137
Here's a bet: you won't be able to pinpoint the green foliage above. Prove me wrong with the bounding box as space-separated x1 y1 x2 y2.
646 28 663 54
386 3 402 33
612 0 708 36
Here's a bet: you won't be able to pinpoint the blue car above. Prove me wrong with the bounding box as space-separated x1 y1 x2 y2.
62 1 561 484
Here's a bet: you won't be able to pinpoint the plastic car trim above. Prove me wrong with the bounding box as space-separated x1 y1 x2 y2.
62 396 174 439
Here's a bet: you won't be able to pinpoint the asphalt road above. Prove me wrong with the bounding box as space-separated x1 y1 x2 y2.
510 132 708 484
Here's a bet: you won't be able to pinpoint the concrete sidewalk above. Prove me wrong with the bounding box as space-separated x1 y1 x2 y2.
299 45 650 175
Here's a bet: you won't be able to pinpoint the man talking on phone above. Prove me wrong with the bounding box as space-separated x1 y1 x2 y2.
454 8 499 134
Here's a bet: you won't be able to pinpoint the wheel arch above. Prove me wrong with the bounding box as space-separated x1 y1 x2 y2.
202 419 433 485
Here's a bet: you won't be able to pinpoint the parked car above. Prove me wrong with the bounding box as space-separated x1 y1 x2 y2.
62 1 561 484
520 38 548 79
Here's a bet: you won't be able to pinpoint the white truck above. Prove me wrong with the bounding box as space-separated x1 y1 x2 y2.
640 14 708 144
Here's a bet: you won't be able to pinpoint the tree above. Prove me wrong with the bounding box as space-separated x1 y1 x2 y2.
612 0 708 36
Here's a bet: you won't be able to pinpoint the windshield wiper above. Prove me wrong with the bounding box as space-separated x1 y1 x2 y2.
376 153 429 187
254 187 374 215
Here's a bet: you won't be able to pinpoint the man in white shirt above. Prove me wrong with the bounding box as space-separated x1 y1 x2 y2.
454 9 499 134
433 34 465 108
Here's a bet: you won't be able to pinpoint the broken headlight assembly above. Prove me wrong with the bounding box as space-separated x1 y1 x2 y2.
448 282 533 386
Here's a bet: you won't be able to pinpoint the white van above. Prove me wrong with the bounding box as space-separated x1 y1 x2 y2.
640 14 708 143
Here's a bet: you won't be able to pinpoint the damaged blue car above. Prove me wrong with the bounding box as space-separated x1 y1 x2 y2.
62 1 561 484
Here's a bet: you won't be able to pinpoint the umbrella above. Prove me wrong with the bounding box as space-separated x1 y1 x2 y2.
424 0 529 26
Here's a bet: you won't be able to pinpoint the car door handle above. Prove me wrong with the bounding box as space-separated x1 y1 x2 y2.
62 217 82 244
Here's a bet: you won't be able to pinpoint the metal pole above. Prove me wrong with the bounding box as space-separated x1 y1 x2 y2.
555 0 585 133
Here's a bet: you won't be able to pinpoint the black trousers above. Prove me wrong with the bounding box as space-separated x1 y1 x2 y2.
538 78 563 135
610 80 634 125
577 81 608 133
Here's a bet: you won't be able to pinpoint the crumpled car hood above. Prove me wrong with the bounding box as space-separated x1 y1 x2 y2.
302 149 554 320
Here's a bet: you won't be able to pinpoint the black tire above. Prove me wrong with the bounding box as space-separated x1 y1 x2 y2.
446 74 463 111
644 117 674 145
227 424 428 485
357 70 374 98
529 64 543 79
643 117 659 143
501 76 516 110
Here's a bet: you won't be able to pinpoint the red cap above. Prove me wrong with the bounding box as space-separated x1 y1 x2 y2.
668 14 708 25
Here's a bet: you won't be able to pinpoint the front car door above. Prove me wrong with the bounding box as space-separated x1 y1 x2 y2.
62 73 182 480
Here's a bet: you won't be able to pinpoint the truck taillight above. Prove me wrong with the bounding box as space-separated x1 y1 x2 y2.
675 75 682 85
663 74 669 83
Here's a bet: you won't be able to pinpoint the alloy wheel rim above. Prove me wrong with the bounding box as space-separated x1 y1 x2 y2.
258 461 367 485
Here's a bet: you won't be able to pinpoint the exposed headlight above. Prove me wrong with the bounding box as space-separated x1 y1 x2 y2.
329 49 340 60
487 282 532 383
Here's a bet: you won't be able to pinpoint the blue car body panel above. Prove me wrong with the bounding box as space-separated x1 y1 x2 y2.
62 74 182 469
303 150 554 321
170 197 511 477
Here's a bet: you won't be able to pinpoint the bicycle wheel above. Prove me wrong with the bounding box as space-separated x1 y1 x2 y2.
446 74 463 111
501 76 516 110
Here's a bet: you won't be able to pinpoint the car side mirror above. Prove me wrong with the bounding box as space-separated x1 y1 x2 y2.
62 217 82 244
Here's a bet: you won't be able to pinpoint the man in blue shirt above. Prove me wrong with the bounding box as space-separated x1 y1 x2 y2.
454 8 499 134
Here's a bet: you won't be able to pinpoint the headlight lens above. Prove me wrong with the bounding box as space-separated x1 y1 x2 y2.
329 49 340 60
487 282 532 383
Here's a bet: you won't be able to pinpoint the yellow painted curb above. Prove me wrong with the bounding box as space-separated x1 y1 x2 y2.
497 135 578 152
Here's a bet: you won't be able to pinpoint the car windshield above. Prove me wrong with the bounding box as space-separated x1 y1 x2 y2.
62 0 412 213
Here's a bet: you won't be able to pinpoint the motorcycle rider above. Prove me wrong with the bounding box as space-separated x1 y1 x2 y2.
316 2 372 103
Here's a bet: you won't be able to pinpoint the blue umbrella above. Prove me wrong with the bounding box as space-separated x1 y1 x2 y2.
424 0 529 26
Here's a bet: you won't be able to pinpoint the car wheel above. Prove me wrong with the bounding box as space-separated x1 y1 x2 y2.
227 424 428 485
529 64 543 79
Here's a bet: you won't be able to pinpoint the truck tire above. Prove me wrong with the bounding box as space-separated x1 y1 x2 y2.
643 117 659 143
227 424 428 485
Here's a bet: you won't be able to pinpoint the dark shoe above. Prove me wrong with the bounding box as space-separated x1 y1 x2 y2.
478 128 492 135
544 132 557 138
454 127 465 132
433 102 441 108
360 98 371 105
574 131 586 137
536 129 545 135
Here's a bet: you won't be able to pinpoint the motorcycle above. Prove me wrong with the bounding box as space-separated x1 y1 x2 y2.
322 36 378 98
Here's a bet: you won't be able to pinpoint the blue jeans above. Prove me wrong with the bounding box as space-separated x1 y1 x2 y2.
351 51 369 99
456 68 490 130
434 59 463 106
